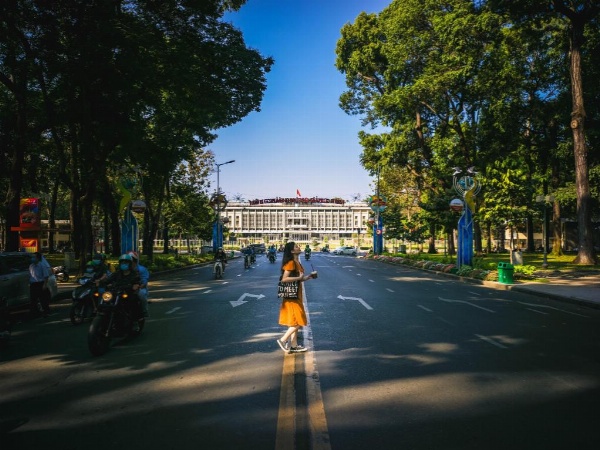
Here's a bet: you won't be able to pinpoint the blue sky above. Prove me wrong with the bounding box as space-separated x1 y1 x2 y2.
209 0 391 201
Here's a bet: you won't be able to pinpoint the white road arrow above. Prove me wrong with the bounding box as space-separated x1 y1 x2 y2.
230 293 266 308
337 295 373 310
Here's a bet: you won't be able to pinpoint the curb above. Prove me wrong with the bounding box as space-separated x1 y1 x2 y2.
373 259 600 310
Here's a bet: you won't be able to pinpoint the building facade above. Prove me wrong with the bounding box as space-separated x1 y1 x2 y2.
221 197 372 246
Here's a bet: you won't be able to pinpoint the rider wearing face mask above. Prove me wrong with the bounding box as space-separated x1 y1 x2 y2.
100 254 142 328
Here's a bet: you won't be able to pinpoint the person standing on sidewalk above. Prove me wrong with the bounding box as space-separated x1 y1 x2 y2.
276 241 316 353
29 252 51 317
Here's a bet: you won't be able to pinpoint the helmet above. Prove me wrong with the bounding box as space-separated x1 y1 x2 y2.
93 253 106 261
118 253 133 270
128 251 139 261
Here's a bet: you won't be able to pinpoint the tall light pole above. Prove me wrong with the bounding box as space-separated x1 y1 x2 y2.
213 160 235 252
536 194 555 269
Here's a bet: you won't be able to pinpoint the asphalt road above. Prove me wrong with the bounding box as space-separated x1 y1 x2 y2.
1 253 599 450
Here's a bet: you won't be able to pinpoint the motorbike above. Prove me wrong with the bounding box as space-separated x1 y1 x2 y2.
87 287 144 356
268 252 276 263
304 251 311 261
213 258 225 279
52 265 70 282
244 254 251 269
0 298 11 349
70 275 99 325
321 247 330 253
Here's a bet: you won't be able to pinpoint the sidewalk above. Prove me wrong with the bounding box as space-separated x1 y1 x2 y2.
501 274 600 310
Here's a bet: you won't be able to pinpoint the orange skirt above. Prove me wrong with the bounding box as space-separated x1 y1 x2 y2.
279 297 307 327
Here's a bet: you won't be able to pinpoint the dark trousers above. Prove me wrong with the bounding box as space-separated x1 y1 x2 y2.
30 282 51 315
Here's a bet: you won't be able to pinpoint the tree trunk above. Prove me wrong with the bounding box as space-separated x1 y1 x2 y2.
427 223 436 253
555 2 598 264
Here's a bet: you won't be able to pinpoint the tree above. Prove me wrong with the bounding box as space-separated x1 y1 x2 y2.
488 0 599 263
1 0 273 256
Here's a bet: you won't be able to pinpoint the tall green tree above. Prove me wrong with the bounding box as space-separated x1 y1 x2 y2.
488 0 599 263
1 0 273 258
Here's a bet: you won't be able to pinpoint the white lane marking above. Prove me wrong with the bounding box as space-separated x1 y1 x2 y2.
468 291 481 296
526 308 549 315
386 288 394 293
517 302 589 318
368 279 375 283
165 307 182 315
439 296 496 313
418 305 432 312
203 290 213 294
476 334 508 349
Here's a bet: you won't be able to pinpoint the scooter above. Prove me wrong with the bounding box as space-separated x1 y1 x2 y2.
52 265 70 282
70 275 99 325
213 259 225 279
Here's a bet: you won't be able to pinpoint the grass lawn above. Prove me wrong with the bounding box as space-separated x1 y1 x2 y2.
388 251 599 273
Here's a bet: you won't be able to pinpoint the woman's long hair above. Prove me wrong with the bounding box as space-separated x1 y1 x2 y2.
281 241 296 270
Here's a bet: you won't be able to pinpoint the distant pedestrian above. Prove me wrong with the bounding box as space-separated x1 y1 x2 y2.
29 252 51 317
276 241 316 353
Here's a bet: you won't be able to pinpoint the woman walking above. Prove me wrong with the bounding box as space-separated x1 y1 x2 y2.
276 241 315 353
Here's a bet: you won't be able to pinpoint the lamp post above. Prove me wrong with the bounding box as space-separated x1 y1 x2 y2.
212 160 235 252
535 194 555 269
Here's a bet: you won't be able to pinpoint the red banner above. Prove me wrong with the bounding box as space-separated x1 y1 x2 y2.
19 198 41 229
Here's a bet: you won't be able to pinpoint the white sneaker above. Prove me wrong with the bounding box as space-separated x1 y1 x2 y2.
276 339 289 353
290 345 307 353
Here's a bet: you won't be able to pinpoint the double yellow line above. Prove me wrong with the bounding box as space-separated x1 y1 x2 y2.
275 295 331 450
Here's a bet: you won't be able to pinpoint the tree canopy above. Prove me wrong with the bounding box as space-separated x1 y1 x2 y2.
1 0 273 262
336 0 599 263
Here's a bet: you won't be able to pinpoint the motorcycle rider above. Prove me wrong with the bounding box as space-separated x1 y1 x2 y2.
91 253 111 281
128 251 150 318
101 254 142 331
242 245 255 265
214 247 228 272
304 244 312 259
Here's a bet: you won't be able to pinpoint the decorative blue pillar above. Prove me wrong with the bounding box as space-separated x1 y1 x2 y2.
452 168 481 269
121 207 139 255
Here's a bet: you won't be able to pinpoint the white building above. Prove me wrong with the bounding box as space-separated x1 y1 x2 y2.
221 197 372 246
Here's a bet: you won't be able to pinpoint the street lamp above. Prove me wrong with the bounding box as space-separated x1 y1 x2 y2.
535 194 555 269
213 160 235 252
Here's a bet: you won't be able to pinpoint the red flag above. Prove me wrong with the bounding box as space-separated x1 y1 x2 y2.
296 189 301 197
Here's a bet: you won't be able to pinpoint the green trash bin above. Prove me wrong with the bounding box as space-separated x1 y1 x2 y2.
497 262 514 284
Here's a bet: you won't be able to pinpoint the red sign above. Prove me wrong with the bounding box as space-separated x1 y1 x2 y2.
19 198 41 230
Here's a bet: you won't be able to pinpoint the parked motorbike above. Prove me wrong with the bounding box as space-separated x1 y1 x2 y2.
268 252 276 263
52 265 70 282
87 287 144 356
213 259 225 279
0 298 11 349
70 275 99 325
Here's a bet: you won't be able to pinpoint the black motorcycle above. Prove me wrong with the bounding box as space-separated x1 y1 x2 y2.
304 251 311 261
87 287 144 356
268 252 276 263
70 275 98 325
0 298 11 349
52 265 70 282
